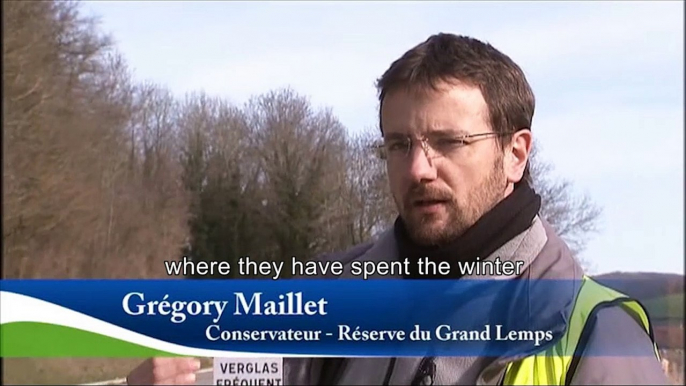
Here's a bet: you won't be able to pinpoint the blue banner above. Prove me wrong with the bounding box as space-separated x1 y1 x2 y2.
0 278 650 357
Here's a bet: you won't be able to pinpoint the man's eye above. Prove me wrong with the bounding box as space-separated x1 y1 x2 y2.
387 142 408 151
436 138 467 147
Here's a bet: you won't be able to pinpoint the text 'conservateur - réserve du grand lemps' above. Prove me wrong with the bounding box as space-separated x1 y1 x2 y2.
121 291 554 347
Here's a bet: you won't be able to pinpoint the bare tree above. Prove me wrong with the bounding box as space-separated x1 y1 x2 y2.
116 82 190 278
3 0 125 278
528 143 602 270
337 127 397 245
177 92 263 278
246 88 349 267
3 0 189 279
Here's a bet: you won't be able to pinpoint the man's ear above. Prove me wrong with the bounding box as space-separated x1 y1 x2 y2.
505 129 532 184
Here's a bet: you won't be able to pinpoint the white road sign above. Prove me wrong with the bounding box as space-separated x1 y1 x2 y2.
213 357 283 385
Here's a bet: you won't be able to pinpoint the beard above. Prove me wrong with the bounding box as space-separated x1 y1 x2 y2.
396 157 507 246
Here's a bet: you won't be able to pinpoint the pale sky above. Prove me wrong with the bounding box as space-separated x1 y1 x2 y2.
81 1 684 275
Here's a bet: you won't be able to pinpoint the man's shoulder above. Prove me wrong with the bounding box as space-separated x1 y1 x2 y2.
569 304 670 384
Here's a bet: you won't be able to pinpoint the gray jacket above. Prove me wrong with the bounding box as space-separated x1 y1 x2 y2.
283 216 671 385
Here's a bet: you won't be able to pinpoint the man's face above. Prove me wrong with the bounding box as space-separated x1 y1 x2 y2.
380 82 509 246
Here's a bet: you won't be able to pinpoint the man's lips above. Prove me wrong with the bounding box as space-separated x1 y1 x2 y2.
412 198 450 207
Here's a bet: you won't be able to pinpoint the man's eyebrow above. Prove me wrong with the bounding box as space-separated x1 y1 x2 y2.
383 133 408 140
383 128 469 139
428 128 469 137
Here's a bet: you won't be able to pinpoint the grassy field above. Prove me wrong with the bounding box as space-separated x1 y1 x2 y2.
644 293 685 321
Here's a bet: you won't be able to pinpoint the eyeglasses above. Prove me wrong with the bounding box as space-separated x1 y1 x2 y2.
373 131 511 162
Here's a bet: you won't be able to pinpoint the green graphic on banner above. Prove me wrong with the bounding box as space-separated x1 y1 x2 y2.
0 321 183 358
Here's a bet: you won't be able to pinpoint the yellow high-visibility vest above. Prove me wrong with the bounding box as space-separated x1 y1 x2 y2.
502 275 661 385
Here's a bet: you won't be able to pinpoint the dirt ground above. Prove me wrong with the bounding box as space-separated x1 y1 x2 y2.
3 354 683 385
662 349 685 385
2 358 213 385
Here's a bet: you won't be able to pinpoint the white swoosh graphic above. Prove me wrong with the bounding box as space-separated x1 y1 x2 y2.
1 291 344 358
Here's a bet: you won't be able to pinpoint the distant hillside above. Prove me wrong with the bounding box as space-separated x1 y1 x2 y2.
643 293 684 322
593 272 684 326
593 271 684 300
592 272 684 349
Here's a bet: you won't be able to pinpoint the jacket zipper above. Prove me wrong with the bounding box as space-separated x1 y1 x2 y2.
383 358 397 385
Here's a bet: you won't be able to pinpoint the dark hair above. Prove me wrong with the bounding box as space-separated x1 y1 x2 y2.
376 33 535 182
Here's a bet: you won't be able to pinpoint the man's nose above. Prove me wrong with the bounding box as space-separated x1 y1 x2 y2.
407 144 438 182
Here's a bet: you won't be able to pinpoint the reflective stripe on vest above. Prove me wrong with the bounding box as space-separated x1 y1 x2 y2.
501 275 660 385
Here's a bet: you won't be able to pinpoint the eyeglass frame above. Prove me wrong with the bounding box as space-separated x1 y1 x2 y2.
372 129 525 161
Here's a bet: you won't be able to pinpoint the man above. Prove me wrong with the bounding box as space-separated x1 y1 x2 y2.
126 33 670 385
